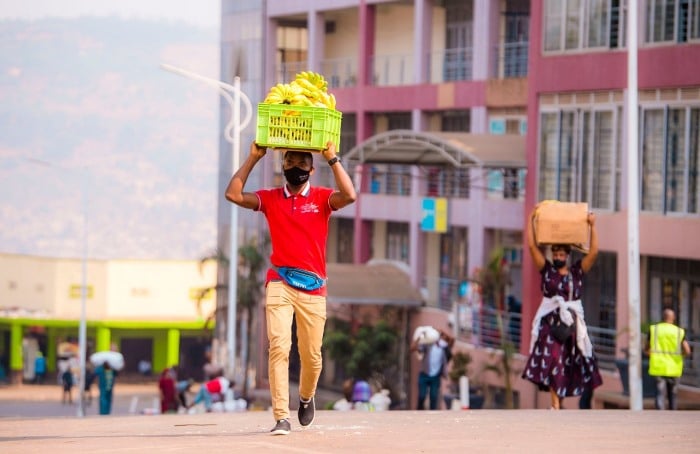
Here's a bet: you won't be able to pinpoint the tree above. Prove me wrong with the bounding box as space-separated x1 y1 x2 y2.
197 236 269 398
323 315 400 391
471 246 517 409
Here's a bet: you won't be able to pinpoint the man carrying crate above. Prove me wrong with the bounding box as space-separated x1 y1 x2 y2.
225 141 356 435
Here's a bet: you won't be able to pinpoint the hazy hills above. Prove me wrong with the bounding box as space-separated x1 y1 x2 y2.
0 17 221 260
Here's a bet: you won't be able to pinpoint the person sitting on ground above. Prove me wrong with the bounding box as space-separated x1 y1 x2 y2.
332 378 356 411
188 375 232 412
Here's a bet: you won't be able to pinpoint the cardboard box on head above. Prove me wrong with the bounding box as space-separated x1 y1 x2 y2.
533 201 590 251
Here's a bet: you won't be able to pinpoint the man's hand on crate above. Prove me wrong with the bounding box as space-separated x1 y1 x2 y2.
251 142 267 160
321 141 338 164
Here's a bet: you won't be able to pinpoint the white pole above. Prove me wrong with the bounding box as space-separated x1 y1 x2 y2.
227 76 242 380
160 64 252 380
77 174 88 417
626 0 643 411
24 158 89 417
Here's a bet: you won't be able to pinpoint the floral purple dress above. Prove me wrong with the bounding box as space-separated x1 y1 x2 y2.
521 260 603 398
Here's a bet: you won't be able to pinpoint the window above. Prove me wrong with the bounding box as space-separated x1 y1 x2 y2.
336 218 354 263
425 167 470 198
444 0 474 81
386 222 409 264
438 227 469 310
441 110 471 132
340 113 356 152
538 108 620 210
641 106 700 214
276 23 307 83
646 0 700 43
580 251 617 330
544 0 626 51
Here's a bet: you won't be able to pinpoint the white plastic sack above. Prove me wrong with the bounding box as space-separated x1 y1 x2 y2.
89 351 125 370
413 326 440 345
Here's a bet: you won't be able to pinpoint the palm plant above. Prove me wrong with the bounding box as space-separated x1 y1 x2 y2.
197 236 269 398
471 246 516 409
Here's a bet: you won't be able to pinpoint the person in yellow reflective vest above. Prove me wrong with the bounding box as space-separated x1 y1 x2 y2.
645 308 692 410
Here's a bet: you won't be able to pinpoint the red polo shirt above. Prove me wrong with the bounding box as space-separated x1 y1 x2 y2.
255 182 335 296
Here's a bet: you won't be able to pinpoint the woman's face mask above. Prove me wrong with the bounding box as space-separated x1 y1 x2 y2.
283 166 311 186
437 339 448 348
552 259 567 269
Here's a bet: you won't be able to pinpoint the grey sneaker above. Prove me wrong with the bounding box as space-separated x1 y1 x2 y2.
270 419 291 435
298 396 315 427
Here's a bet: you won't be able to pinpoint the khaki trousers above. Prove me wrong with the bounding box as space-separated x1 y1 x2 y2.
265 280 327 421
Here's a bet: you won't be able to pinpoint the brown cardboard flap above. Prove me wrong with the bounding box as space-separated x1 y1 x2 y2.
534 201 590 251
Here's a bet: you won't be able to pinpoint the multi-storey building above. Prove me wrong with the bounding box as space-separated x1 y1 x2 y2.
220 1 700 408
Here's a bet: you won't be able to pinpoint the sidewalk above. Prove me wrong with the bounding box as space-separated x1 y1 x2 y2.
1 408 699 453
1 383 699 453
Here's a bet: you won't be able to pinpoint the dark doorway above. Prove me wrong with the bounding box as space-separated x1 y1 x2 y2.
120 338 153 375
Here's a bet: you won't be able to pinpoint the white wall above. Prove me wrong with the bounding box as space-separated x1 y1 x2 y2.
0 254 216 322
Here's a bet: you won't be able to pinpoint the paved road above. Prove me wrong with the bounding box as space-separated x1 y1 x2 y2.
1 383 699 453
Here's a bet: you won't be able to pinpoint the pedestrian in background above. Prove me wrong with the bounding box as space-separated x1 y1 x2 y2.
61 368 74 404
33 351 46 384
187 375 231 412
225 141 356 435
158 367 178 414
410 329 454 410
83 362 95 405
521 207 603 410
645 308 692 410
95 361 116 415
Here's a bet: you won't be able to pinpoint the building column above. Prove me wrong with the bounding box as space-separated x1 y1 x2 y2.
96 326 111 352
167 328 180 369
10 322 23 384
413 0 432 85
46 328 57 373
307 10 324 72
468 168 485 275
410 166 425 288
472 0 500 80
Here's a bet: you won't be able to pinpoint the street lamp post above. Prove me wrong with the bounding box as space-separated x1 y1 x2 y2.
160 63 252 380
26 158 89 417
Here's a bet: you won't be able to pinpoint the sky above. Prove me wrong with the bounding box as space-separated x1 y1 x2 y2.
0 0 221 28
0 1 224 261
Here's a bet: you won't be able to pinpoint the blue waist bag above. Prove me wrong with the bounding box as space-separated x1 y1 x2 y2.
274 266 326 291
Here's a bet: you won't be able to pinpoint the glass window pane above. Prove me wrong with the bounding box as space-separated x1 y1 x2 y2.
689 108 700 213
559 111 577 201
665 108 687 213
566 0 582 49
544 0 564 51
648 0 678 42
539 112 559 200
386 221 409 264
691 0 700 40
582 111 592 203
593 111 615 209
642 109 665 212
588 0 610 47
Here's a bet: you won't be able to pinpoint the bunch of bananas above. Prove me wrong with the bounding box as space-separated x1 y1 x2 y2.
262 71 337 110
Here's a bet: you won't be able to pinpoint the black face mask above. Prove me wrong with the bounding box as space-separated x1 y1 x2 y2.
552 259 567 269
283 166 311 186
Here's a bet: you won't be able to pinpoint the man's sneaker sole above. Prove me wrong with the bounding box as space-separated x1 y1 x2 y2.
298 396 315 427
270 419 291 435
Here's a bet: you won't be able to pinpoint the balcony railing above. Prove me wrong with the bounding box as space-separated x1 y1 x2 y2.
369 54 415 86
320 57 357 88
492 41 529 78
428 47 473 83
276 61 306 84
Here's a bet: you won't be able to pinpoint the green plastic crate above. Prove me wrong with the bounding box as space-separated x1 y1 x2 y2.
255 103 342 151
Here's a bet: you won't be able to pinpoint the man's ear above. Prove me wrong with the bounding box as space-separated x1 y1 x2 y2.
310 166 315 175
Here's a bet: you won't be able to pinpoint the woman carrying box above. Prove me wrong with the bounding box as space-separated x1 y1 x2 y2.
521 206 603 410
